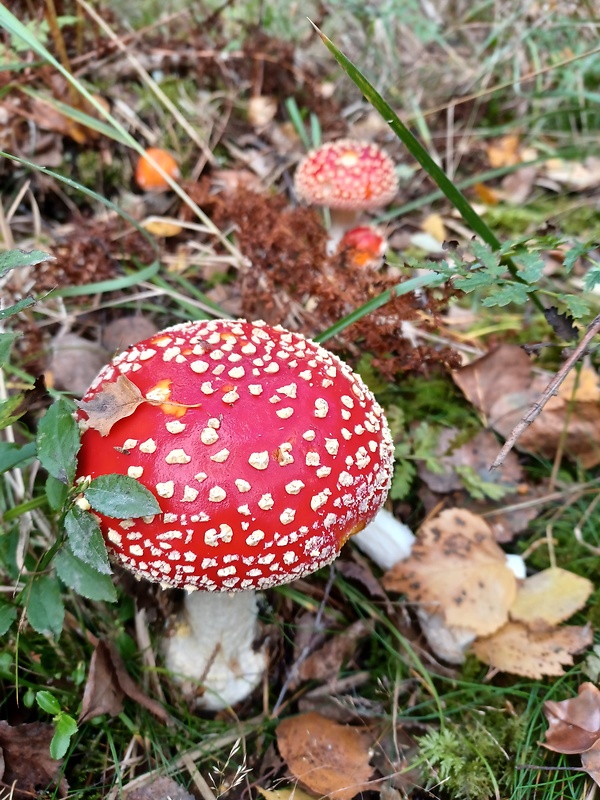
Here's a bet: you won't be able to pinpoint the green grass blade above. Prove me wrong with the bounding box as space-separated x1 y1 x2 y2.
53 261 160 298
315 272 444 344
312 23 545 314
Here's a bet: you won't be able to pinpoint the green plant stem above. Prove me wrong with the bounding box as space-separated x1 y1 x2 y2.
312 22 546 315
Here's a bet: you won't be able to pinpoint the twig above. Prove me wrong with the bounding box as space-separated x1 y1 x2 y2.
491 313 600 470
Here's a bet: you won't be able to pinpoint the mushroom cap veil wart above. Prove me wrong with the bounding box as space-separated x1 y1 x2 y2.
75 319 394 592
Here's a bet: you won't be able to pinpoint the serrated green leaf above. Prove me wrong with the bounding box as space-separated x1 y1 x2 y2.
454 270 499 292
482 282 530 307
583 265 600 292
64 506 111 574
563 242 592 273
50 714 78 760
0 248 52 279
515 250 545 284
562 293 591 320
390 460 416 500
46 474 68 511
54 548 117 602
84 474 160 519
0 603 17 635
36 398 80 484
471 240 499 271
27 575 64 637
0 331 17 368
36 690 61 716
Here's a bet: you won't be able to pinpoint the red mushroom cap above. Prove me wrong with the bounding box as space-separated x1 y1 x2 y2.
135 147 180 193
338 226 387 269
75 319 394 592
294 139 398 211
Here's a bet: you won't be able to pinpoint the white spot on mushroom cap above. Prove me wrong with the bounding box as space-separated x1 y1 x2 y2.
210 448 230 463
156 481 175 498
140 438 157 454
123 438 138 449
201 428 219 445
249 451 269 470
165 448 191 464
235 479 251 492
127 466 144 479
166 420 186 433
209 486 227 502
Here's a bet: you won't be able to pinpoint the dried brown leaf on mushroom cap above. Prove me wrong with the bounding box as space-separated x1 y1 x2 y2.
472 621 593 678
382 508 517 637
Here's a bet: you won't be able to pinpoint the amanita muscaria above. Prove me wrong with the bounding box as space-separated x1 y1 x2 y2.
294 139 398 253
75 318 394 707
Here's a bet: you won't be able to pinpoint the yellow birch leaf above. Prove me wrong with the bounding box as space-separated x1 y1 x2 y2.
510 568 593 630
421 212 446 243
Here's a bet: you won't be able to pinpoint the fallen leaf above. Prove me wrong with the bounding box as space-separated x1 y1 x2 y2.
125 776 195 800
499 165 538 205
542 682 600 754
472 183 500 205
581 739 600 788
383 509 517 636
421 213 446 243
77 374 145 436
101 316 159 354
452 345 533 421
277 711 373 800
0 720 68 798
257 786 317 800
543 156 600 190
80 640 170 724
510 568 593 630
47 333 109 397
417 428 523 495
487 134 522 168
472 621 593 678
142 218 183 237
295 619 375 685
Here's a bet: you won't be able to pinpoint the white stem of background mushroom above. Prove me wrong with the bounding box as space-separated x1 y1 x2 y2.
326 209 363 255
351 509 416 571
163 590 267 711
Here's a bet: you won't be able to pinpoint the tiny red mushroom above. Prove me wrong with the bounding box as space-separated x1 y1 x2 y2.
74 318 394 708
75 318 394 592
337 225 388 270
294 139 398 252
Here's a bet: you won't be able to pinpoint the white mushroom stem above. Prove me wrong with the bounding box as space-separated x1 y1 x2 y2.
326 209 362 254
352 509 416 571
163 591 266 711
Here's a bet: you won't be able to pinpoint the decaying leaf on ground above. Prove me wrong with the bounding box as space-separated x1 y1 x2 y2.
383 508 517 636
276 711 373 800
453 345 600 467
0 720 69 798
80 640 170 724
472 621 593 678
510 568 593 630
542 682 600 754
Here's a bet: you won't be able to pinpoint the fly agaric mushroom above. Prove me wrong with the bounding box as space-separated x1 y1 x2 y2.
75 318 394 708
294 139 398 252
135 147 180 193
337 225 388 270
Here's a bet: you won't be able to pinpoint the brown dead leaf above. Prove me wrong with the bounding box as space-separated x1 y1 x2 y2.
487 134 522 168
543 156 600 190
510 568 593 630
454 346 600 468
296 619 375 685
47 333 109 397
77 374 145 436
0 720 68 798
101 316 158 354
80 640 170 724
452 345 533 421
472 621 593 678
277 712 373 800
417 428 523 494
581 739 600 788
125 776 195 800
542 682 600 754
500 165 538 205
383 508 517 637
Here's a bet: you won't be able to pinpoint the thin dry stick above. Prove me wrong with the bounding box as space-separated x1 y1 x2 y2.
491 313 600 470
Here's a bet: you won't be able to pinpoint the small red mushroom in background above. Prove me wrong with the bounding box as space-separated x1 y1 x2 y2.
294 139 398 253
337 225 388 270
134 147 180 193
75 318 394 709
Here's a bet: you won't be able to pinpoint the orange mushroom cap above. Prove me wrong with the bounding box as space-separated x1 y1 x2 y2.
135 147 180 192
294 139 398 211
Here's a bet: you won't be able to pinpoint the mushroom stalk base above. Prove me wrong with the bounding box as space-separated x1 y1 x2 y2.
164 591 266 711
